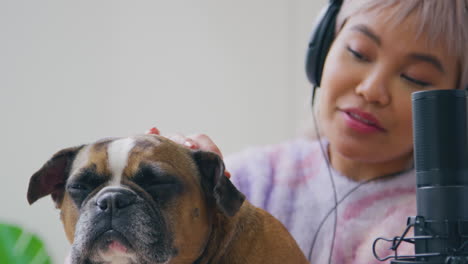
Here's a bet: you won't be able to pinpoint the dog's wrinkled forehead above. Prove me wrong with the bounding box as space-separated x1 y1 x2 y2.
68 135 181 185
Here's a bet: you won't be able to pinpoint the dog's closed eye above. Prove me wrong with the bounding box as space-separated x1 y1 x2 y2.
67 183 88 191
133 164 183 203
67 168 106 207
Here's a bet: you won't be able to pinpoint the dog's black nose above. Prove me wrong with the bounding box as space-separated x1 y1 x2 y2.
96 188 136 211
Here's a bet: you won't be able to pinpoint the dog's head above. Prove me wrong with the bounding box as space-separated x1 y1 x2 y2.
27 135 245 264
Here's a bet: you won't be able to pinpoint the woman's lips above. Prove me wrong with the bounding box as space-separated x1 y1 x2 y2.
341 108 386 133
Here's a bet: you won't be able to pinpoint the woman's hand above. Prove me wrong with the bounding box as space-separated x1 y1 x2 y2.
146 127 231 178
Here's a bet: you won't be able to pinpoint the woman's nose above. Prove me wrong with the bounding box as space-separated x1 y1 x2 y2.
355 68 391 106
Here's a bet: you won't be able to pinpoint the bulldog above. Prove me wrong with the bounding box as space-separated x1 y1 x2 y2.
27 135 308 264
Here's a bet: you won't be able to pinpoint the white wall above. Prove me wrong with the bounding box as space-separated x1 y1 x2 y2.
0 0 326 262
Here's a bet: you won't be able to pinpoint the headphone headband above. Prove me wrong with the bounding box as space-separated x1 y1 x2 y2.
305 0 343 87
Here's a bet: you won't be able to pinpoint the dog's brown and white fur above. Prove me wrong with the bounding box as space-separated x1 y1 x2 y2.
28 135 309 264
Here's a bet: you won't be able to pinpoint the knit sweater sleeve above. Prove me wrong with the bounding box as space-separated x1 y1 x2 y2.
224 144 278 210
223 138 319 212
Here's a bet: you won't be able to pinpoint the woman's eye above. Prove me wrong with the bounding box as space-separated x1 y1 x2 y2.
347 46 369 62
401 74 432 87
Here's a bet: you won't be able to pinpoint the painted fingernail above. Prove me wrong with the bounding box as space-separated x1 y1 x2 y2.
184 141 195 148
224 171 231 178
148 127 160 135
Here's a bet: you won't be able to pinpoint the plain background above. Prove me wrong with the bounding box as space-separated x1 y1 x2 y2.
1 0 326 262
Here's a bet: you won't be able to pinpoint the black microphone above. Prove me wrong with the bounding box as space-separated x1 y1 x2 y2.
373 90 468 264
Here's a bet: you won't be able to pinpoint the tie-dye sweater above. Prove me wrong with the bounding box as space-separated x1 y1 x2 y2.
225 138 416 264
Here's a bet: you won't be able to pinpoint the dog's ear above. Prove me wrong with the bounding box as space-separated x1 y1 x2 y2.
27 145 83 206
193 150 245 217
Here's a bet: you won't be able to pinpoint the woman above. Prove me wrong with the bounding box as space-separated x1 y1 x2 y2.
156 0 467 263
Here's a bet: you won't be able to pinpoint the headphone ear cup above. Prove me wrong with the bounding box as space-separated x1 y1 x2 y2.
305 1 342 87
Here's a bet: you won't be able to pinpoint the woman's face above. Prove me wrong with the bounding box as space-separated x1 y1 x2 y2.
319 9 459 167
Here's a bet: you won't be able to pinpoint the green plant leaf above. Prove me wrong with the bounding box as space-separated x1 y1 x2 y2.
0 222 52 264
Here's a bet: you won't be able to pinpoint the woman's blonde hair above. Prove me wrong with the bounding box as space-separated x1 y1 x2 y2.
336 0 468 90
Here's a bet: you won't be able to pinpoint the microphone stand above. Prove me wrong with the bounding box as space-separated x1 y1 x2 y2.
373 90 468 264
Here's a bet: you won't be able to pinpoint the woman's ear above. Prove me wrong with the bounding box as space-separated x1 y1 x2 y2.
192 150 245 217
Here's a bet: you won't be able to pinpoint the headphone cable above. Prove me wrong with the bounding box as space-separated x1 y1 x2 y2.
308 85 339 264
307 89 413 262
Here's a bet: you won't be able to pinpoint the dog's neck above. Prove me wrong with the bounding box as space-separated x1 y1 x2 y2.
193 202 259 264
192 211 238 264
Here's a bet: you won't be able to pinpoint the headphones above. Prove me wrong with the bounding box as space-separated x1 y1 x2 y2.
306 0 467 92
305 0 344 89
